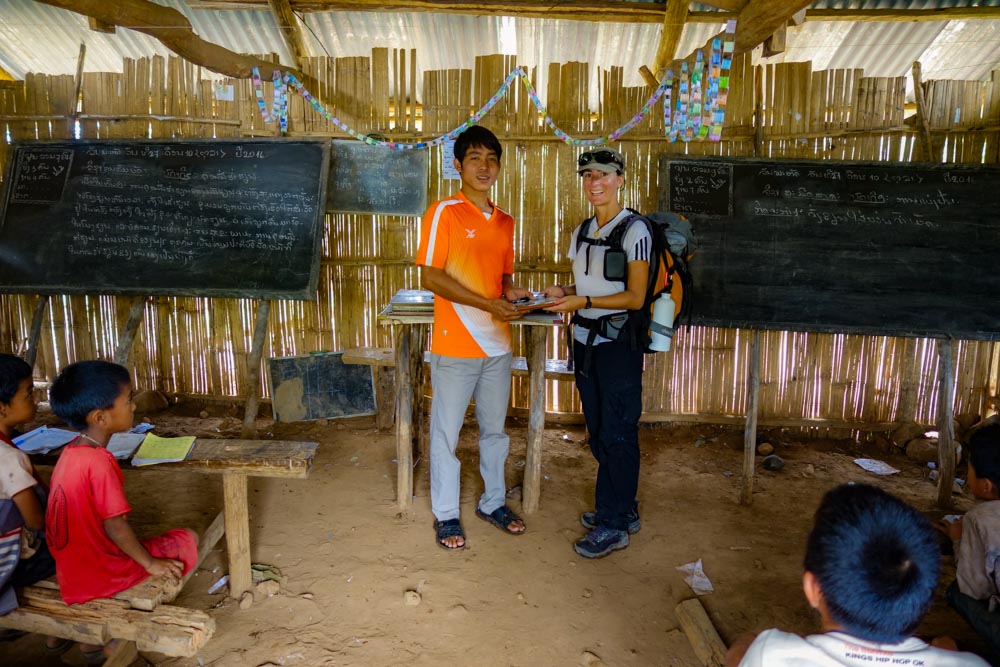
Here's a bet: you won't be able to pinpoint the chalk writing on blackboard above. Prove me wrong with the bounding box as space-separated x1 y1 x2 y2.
10 148 73 204
327 140 428 215
659 156 1000 341
0 140 329 300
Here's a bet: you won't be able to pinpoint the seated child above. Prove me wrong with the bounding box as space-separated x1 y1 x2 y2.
46 360 197 607
0 353 73 654
726 483 989 666
938 423 1000 662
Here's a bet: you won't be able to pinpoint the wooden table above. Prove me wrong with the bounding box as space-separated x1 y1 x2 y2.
38 438 317 599
380 309 565 514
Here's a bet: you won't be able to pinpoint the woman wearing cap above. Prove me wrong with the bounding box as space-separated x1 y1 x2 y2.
544 148 650 559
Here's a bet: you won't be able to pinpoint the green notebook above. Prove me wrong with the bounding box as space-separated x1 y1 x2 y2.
130 434 195 467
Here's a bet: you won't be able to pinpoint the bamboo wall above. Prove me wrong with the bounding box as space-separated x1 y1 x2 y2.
1 50 998 432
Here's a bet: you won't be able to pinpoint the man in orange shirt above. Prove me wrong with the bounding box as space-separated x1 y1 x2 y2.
416 125 531 550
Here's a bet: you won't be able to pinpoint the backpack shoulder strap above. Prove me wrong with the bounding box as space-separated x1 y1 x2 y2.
574 216 598 253
605 209 646 250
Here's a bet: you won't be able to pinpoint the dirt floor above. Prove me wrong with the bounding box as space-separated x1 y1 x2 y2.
0 402 992 667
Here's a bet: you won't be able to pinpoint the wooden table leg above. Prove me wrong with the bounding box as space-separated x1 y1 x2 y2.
222 472 252 598
394 325 413 508
411 324 429 467
740 330 761 506
522 326 548 514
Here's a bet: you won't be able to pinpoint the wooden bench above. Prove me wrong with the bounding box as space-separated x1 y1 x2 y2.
0 576 214 664
342 347 575 430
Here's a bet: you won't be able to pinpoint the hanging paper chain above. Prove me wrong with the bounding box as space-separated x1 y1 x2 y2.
250 25 735 149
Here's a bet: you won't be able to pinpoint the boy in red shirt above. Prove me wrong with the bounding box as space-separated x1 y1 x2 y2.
46 361 197 617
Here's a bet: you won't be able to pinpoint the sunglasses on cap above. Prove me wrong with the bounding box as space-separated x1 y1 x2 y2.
577 150 623 169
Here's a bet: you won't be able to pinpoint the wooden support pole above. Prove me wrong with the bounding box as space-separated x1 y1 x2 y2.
25 296 49 369
222 472 252 598
240 300 270 439
912 61 937 162
410 324 428 466
522 326 548 514
69 43 86 135
762 23 787 57
675 598 728 667
740 330 761 506
895 338 921 423
113 297 147 367
394 325 414 507
267 0 309 69
651 0 689 81
936 338 956 509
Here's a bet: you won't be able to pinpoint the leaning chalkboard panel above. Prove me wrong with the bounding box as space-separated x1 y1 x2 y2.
326 139 427 215
268 352 376 422
659 156 1000 341
0 139 329 300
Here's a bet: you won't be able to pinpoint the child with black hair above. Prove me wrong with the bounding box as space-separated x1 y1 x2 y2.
46 361 197 614
726 483 988 666
937 423 1000 661
0 354 74 654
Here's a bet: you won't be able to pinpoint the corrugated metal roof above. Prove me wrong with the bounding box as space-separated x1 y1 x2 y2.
0 0 998 109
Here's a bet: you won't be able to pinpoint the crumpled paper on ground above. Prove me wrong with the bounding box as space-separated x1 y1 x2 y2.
853 458 900 476
676 559 714 595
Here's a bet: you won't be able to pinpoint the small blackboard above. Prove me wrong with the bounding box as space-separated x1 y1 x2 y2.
326 139 427 215
268 352 376 422
660 157 1000 340
0 139 329 300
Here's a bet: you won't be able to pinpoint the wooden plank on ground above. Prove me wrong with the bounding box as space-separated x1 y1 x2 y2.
675 598 727 667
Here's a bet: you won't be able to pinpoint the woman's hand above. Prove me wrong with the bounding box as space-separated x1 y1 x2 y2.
544 295 587 313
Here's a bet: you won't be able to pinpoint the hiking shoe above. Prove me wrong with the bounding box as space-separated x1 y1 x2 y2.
580 504 640 534
574 526 629 559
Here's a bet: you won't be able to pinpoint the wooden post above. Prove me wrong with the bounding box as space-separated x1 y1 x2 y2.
912 61 936 162
394 325 413 507
69 43 85 136
740 330 761 506
102 640 140 667
410 324 429 466
240 300 270 439
24 296 48 369
675 598 728 667
113 297 146 366
936 338 956 509
895 337 921 423
522 326 548 514
222 472 252 598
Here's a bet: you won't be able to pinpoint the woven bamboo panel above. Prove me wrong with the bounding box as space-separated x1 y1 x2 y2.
0 53 997 431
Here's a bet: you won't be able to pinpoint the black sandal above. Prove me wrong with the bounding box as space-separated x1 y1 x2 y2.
434 518 466 550
476 505 525 535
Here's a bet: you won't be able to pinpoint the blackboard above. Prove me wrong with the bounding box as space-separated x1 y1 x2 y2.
0 139 329 300
326 139 427 215
268 352 375 422
660 157 1000 340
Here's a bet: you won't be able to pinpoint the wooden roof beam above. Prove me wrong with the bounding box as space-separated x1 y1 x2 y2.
651 2 689 88
650 0 812 80
31 0 318 88
185 1 1000 23
268 0 310 68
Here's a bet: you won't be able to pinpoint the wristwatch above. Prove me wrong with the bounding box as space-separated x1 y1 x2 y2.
585 296 592 309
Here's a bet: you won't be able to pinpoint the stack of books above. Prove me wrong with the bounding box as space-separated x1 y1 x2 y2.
387 289 434 315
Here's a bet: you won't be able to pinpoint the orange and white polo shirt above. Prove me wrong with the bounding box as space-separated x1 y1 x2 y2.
415 191 515 358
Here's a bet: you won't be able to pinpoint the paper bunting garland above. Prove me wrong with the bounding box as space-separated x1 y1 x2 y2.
250 23 736 149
